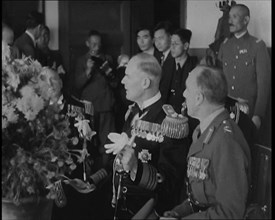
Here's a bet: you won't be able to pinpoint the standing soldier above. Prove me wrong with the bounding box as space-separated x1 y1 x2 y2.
162 65 251 219
218 4 271 130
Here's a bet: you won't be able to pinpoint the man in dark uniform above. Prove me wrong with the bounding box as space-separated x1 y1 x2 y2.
104 53 190 219
218 4 271 130
162 65 251 219
154 21 176 103
14 11 44 59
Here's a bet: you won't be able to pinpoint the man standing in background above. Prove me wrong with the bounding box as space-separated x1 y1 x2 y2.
154 21 176 103
14 11 44 59
218 4 271 130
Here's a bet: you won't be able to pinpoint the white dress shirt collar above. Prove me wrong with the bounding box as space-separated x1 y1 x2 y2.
139 91 161 111
25 30 36 46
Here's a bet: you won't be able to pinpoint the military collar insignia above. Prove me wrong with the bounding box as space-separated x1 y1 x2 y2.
203 127 215 144
138 149 152 163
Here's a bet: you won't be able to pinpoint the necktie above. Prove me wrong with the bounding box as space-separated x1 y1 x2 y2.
160 53 165 66
192 125 201 142
131 103 142 117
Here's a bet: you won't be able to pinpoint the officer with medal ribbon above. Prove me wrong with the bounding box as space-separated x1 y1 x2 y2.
162 65 251 219
218 4 271 130
104 53 190 219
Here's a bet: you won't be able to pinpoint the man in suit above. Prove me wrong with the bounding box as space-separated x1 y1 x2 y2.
73 29 116 167
153 21 176 103
169 28 198 114
14 11 44 59
218 4 271 130
104 53 190 219
162 65 251 219
136 26 162 61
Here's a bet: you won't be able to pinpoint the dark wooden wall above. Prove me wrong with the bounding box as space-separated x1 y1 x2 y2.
2 1 40 39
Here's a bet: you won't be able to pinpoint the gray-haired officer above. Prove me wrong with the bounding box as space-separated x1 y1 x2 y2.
162 65 251 219
218 4 271 130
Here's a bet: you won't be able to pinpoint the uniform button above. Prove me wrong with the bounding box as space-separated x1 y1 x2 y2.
234 65 236 69
233 76 235 79
224 62 227 66
231 86 234 90
236 55 238 59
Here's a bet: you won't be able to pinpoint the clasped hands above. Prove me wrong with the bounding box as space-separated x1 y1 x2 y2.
104 132 137 174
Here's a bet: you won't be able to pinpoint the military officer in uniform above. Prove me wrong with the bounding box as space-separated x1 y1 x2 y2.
218 4 271 130
104 53 190 219
162 65 251 219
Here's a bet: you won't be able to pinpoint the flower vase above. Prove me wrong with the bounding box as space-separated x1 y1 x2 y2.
2 197 53 220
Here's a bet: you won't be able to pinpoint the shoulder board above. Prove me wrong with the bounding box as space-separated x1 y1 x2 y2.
256 38 262 43
223 38 228 44
161 104 189 139
222 120 233 134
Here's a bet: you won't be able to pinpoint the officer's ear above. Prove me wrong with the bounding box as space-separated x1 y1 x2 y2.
195 91 204 106
243 15 250 26
142 77 151 89
183 42 189 51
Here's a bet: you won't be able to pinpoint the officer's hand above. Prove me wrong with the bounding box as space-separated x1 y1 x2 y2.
252 115 261 130
85 58 95 78
104 132 129 154
163 210 180 218
120 145 137 173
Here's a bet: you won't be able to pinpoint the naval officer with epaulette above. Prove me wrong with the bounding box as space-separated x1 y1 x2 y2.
218 4 271 130
162 65 251 219
104 53 190 219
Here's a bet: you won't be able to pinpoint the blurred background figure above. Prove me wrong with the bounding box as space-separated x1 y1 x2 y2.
14 11 44 59
153 21 176 103
36 25 67 96
73 29 116 167
2 22 20 59
113 54 132 132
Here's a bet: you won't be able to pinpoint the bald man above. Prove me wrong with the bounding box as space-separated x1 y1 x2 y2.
162 65 251 219
218 4 271 130
2 23 20 59
105 53 190 219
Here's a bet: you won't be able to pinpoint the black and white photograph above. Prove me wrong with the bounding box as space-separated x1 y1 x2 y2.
2 0 271 219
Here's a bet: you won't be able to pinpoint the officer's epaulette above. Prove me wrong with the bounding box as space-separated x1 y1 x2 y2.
222 120 233 134
256 38 262 43
161 104 189 139
229 103 240 123
222 37 228 44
